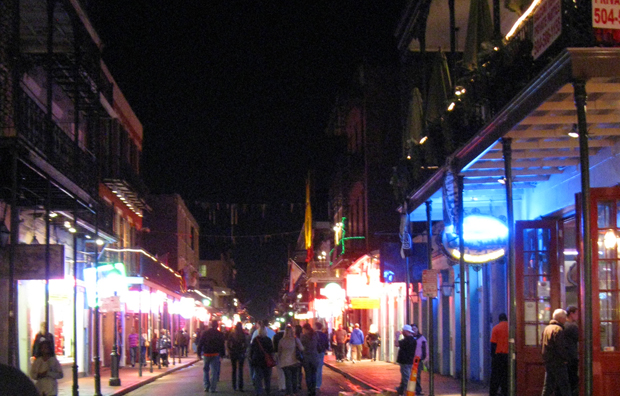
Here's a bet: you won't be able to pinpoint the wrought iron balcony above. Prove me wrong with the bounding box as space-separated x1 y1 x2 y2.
307 260 342 282
16 88 98 197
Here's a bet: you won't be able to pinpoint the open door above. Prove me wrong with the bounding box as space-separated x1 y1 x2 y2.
577 187 620 395
515 220 562 395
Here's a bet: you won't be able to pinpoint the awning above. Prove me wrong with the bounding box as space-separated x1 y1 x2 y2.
406 48 620 219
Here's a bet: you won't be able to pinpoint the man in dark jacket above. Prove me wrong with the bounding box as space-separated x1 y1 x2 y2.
541 309 571 396
396 324 417 396
197 320 226 393
315 322 330 390
564 306 579 396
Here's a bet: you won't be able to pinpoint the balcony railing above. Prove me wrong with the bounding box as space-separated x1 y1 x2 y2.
17 88 98 196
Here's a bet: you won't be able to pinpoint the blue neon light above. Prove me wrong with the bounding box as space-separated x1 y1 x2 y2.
461 215 508 243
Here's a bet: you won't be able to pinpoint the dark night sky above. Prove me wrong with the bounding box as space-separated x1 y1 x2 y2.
90 1 404 317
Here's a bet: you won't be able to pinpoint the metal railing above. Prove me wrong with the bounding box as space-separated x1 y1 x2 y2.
17 88 98 196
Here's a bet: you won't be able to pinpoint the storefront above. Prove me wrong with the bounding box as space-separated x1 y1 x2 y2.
17 278 87 376
404 49 620 394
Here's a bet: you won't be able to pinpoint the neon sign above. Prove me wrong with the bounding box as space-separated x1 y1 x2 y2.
442 214 508 264
84 263 127 308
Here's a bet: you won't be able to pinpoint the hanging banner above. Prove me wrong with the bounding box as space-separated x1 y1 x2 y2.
0 245 65 279
442 170 459 232
533 0 562 59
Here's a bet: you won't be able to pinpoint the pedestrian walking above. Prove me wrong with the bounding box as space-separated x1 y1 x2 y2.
396 324 417 396
197 320 226 393
151 331 160 367
175 328 188 358
277 325 304 396
159 329 172 367
489 314 509 396
411 324 428 395
128 329 140 367
345 326 353 361
564 306 579 396
32 322 55 359
350 323 364 363
541 309 571 396
300 323 320 396
227 322 248 392
29 340 63 396
333 324 348 362
250 325 275 395
273 326 287 393
315 322 330 390
140 333 148 366
366 324 381 361
295 324 304 386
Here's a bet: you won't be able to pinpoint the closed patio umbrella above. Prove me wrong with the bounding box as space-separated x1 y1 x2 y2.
463 0 494 69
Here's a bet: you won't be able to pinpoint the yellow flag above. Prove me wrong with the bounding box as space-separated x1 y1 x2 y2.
304 179 312 253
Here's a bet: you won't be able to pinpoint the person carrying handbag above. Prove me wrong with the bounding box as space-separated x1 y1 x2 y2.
277 326 304 396
250 326 275 395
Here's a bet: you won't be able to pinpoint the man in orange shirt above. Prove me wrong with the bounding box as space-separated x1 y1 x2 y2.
489 313 509 396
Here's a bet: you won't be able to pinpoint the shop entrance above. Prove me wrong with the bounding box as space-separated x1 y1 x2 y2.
578 186 620 395
515 220 562 395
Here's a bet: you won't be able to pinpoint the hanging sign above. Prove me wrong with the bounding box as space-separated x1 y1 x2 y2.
422 269 439 298
532 0 562 59
100 296 121 312
593 0 620 30
442 214 508 264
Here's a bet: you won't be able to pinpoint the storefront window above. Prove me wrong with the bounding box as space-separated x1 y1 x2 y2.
597 201 620 351
522 227 551 346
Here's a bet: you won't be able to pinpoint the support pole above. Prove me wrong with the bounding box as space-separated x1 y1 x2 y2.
502 138 517 396
93 219 102 396
72 205 79 396
457 175 467 396
45 0 54 333
425 200 435 396
406 256 411 324
574 79 593 396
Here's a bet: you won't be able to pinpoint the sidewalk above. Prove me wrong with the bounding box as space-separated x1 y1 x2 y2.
57 358 199 396
323 354 489 396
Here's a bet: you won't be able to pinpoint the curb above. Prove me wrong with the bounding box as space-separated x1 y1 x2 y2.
324 362 384 393
110 359 200 396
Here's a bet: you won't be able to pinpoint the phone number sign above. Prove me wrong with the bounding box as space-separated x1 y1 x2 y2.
593 0 620 29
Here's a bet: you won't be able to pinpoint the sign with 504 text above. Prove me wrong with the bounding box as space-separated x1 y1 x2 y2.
593 0 620 29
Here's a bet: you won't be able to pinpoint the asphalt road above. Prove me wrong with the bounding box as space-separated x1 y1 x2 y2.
126 359 364 396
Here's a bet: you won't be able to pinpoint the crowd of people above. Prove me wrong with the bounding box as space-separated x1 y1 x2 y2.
191 319 384 395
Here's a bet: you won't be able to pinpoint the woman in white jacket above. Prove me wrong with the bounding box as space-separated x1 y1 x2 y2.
29 340 63 396
277 326 304 396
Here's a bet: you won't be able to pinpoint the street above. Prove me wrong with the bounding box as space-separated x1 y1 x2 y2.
126 358 364 396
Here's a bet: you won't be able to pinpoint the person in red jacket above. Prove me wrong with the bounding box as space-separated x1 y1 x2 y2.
489 313 509 396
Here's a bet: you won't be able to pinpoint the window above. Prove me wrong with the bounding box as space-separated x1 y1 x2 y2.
522 227 552 346
597 201 620 351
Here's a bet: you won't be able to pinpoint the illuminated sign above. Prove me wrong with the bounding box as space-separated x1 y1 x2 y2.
83 263 127 308
350 298 380 309
442 214 508 264
346 255 381 298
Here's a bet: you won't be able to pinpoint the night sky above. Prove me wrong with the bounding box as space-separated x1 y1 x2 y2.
90 1 405 317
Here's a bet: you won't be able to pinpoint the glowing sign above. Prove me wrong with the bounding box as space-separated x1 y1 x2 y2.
320 283 345 301
346 255 381 298
442 214 508 264
83 263 127 308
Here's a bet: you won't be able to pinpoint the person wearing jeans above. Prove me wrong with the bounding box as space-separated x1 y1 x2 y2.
197 320 226 393
396 325 417 396
314 322 329 390
350 323 364 363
